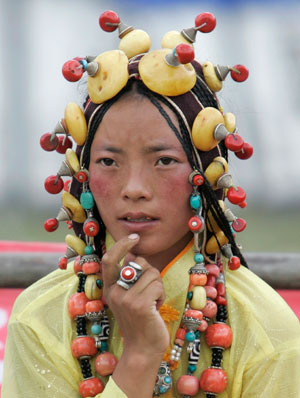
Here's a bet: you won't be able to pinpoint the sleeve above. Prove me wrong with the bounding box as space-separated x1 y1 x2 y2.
1 320 127 398
242 343 300 397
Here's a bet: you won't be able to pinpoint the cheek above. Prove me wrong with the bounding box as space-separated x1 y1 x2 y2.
158 169 193 209
89 169 112 201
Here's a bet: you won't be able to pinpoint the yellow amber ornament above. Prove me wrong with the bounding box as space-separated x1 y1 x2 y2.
64 103 87 146
65 234 86 256
62 191 86 223
65 149 80 174
192 107 224 151
202 61 222 92
85 275 102 300
88 50 129 104
119 29 151 59
190 286 207 310
207 200 226 233
206 230 229 254
138 49 196 96
224 112 236 133
204 157 228 188
161 30 193 49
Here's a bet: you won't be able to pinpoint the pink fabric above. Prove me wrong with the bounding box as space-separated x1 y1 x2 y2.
0 240 66 253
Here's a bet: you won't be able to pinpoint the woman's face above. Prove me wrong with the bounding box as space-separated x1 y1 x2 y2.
89 93 194 269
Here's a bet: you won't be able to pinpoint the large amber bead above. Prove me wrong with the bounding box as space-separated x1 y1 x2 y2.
139 49 196 96
65 234 86 256
205 230 228 254
204 157 228 189
62 192 86 223
202 61 223 92
161 30 192 49
192 107 224 151
85 274 102 300
190 286 207 310
207 200 226 232
119 29 151 59
88 50 129 104
64 102 87 146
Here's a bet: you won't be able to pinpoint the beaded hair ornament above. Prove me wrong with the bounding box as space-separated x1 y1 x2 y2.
40 10 253 398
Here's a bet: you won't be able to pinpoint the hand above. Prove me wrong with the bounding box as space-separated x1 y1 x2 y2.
102 234 170 357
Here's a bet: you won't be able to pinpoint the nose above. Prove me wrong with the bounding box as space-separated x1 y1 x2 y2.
121 167 152 201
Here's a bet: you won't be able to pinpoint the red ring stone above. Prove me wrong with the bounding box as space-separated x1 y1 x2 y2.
192 174 204 186
188 216 203 232
121 266 136 281
83 220 99 237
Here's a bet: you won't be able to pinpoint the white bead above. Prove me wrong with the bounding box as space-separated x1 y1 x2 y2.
171 349 176 355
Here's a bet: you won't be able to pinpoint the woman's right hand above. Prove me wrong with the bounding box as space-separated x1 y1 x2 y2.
101 234 170 397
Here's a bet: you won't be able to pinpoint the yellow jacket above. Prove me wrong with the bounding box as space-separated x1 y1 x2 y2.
2 240 300 397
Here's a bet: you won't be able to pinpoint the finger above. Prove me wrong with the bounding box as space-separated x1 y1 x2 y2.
102 234 140 287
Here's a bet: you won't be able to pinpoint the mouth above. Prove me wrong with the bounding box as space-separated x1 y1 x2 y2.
119 213 159 230
122 215 156 223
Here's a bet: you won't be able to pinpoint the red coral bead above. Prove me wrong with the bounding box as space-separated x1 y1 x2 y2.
190 273 207 286
85 299 104 313
79 377 104 397
64 179 71 192
82 261 101 275
202 300 218 319
44 175 64 194
216 282 225 297
176 328 186 340
198 319 208 332
68 292 89 319
95 352 118 376
71 336 97 358
232 217 246 232
73 256 82 274
59 257 68 270
235 142 253 160
185 309 203 320
44 218 58 232
99 10 120 32
227 186 246 205
228 256 240 270
192 174 204 186
75 170 89 183
62 59 83 82
188 216 204 232
177 375 199 396
224 133 244 152
205 264 220 278
83 219 100 237
200 368 228 394
40 133 58 151
204 286 217 300
231 64 249 82
216 296 227 306
56 135 73 154
205 323 233 348
176 43 195 64
195 12 216 33
206 275 216 287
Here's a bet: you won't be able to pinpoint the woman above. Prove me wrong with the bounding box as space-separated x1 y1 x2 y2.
2 10 300 398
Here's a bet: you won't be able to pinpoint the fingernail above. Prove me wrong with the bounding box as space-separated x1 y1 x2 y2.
128 233 139 240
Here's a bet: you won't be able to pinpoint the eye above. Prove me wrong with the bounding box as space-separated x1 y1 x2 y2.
156 157 177 166
98 158 116 166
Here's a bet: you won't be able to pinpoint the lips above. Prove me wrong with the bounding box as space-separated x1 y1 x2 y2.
120 212 158 222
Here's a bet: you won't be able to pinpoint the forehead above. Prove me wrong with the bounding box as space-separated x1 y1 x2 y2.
91 94 183 149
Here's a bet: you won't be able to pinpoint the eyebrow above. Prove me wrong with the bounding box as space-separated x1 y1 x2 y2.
100 144 180 154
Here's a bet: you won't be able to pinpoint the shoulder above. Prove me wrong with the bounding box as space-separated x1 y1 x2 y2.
226 265 300 359
10 264 77 325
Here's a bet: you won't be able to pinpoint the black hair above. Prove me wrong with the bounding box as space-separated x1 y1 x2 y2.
78 76 247 267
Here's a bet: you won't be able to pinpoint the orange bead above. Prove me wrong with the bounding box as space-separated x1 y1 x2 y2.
95 352 118 376
204 286 217 300
176 328 186 340
71 336 97 358
206 275 216 287
190 273 207 286
216 282 225 296
79 377 104 397
185 309 203 320
202 300 217 319
83 261 101 275
205 323 232 348
199 368 227 394
73 256 82 274
198 319 208 332
85 299 104 313
68 292 89 319
177 375 199 396
216 296 227 306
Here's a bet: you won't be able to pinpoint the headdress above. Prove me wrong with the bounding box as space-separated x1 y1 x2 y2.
40 9 253 397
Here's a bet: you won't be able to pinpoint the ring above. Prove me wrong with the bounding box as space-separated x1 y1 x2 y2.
116 261 143 290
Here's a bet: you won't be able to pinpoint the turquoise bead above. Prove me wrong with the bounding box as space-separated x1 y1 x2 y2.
188 364 197 373
190 194 202 210
100 341 108 352
194 253 204 263
195 330 201 339
187 291 193 300
80 191 94 210
159 386 167 394
91 323 102 335
185 331 195 342
96 279 103 289
164 376 172 384
84 245 94 255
